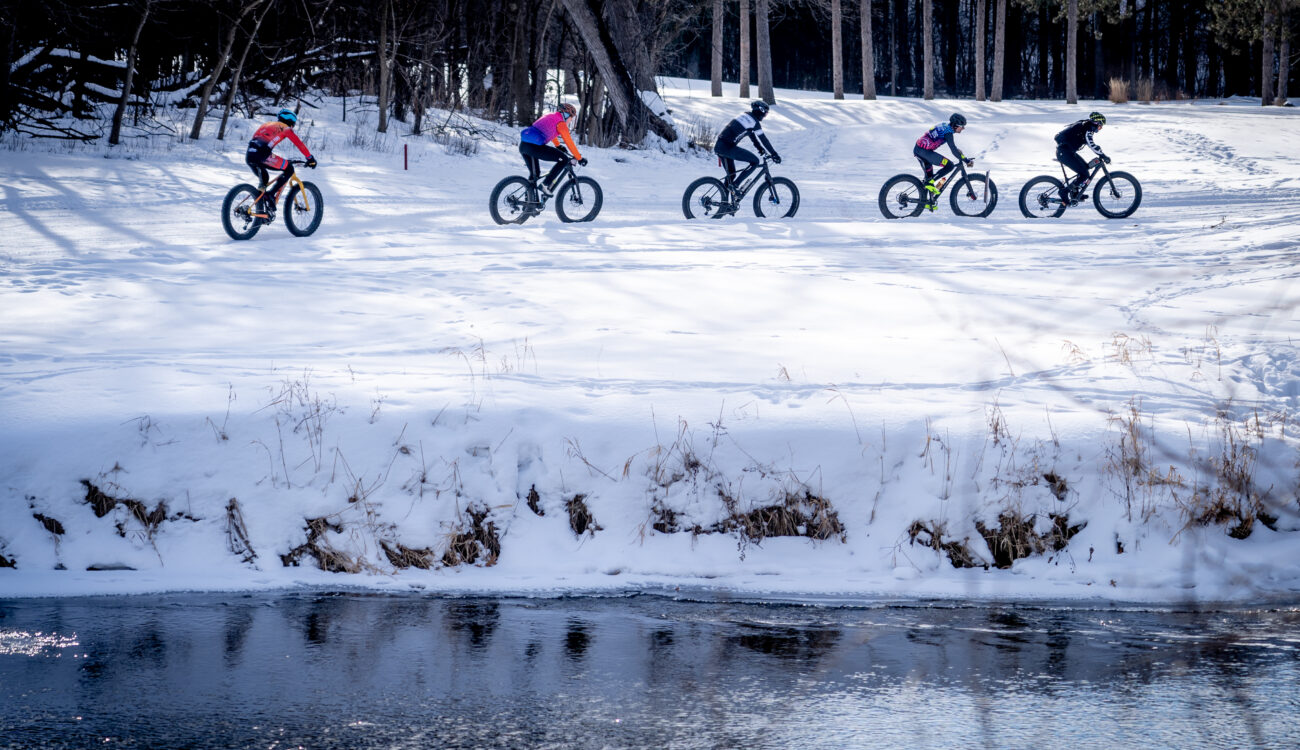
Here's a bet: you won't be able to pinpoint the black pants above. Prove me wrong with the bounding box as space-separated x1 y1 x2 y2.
245 148 295 208
519 141 569 188
715 142 759 186
1056 146 1090 184
913 145 954 182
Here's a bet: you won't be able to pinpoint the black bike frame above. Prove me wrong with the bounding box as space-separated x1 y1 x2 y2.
725 157 775 200
523 161 581 208
922 159 990 204
1060 157 1111 190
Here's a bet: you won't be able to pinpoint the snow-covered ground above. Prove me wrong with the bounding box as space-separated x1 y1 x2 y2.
2 79 1298 603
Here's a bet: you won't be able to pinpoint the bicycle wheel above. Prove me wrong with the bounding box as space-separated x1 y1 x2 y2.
285 181 324 237
682 177 731 219
489 176 538 225
555 176 603 223
1018 176 1067 218
221 184 263 240
949 174 998 218
753 177 800 218
878 174 927 219
1093 171 1142 219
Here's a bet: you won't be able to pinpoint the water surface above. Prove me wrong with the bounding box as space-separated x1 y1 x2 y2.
2 592 1297 748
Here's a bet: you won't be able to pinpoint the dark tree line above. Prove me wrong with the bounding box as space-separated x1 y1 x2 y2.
0 0 683 145
1 0 1294 148
683 0 1296 103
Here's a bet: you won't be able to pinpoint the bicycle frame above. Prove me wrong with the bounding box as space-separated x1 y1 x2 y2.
252 160 312 217
1059 157 1110 190
921 158 989 204
724 157 774 201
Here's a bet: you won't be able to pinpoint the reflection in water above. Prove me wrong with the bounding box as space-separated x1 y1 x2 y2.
446 600 498 650
564 618 590 660
0 594 1297 749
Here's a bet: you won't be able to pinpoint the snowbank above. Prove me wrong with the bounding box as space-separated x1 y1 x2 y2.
1 81 1298 603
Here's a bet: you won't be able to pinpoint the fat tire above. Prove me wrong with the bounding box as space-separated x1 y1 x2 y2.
753 176 800 218
285 181 324 237
1018 176 1068 218
222 184 263 241
555 176 603 223
682 177 730 219
949 174 998 218
878 174 927 219
1093 171 1142 219
489 176 537 225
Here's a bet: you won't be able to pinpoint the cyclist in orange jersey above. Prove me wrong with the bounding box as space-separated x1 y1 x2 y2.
245 108 317 217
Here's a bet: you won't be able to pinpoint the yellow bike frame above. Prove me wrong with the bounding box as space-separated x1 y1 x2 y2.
250 170 309 219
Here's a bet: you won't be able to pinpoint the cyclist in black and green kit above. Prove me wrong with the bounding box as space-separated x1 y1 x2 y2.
1054 112 1109 204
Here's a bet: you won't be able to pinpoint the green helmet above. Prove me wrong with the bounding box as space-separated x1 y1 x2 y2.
1088 111 1107 125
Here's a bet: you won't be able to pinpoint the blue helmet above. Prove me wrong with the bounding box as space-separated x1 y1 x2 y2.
277 108 298 125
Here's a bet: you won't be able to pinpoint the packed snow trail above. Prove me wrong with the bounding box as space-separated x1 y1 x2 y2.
1 82 1298 601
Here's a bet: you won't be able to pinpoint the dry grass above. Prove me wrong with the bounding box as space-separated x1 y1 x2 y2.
33 513 65 536
717 490 846 545
677 114 719 152
1177 410 1279 539
1108 77 1129 104
440 506 500 567
225 498 257 564
81 479 167 539
1136 78 1154 104
380 539 435 569
975 511 1085 569
525 484 544 516
280 516 364 573
907 519 988 569
567 494 601 537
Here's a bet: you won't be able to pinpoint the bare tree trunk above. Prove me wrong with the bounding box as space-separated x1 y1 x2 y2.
1277 30 1291 104
861 0 876 98
1261 4 1277 106
832 0 844 98
110 0 151 146
557 0 677 142
889 0 897 94
511 14 532 125
922 0 933 99
190 1 262 140
218 0 274 141
712 0 724 96
756 0 775 102
991 0 1006 101
377 0 392 132
739 0 751 97
1065 0 1078 103
975 0 986 100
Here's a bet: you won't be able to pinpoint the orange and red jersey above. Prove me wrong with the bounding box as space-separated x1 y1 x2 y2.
250 121 312 159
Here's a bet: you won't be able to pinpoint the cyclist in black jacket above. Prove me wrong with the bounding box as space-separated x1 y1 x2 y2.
715 101 782 195
1055 112 1109 202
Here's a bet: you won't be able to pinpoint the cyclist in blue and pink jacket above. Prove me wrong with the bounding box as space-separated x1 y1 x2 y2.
519 103 587 194
914 113 973 200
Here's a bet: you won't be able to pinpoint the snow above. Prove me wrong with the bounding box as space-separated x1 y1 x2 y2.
1 79 1298 604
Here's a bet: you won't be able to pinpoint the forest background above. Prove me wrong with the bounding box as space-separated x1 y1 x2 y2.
1 0 1295 149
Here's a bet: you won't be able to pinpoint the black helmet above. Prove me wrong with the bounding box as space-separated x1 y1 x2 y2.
750 100 770 120
949 112 967 128
1089 111 1106 126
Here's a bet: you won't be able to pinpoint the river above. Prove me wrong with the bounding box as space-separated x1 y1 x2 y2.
2 592 1298 748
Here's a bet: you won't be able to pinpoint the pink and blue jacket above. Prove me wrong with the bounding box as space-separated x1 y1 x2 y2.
520 112 584 159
